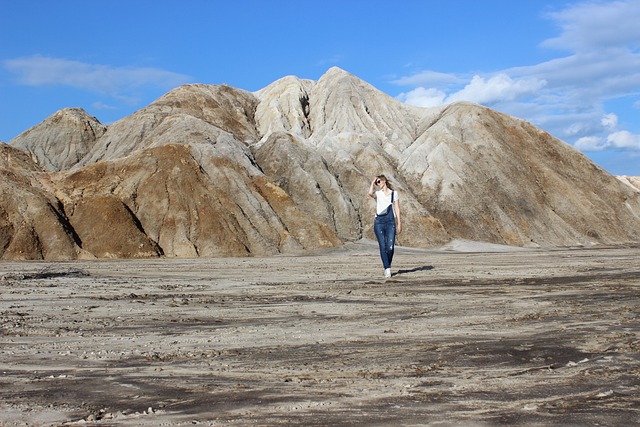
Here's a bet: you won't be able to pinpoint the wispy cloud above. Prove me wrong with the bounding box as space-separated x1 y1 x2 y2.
541 0 640 52
91 101 118 110
393 0 640 156
393 70 464 87
4 55 192 97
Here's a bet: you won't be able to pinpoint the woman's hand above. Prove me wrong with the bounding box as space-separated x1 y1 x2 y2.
368 177 378 198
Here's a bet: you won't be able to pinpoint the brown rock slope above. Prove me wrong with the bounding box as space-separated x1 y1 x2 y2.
56 143 339 257
0 144 83 259
4 67 640 259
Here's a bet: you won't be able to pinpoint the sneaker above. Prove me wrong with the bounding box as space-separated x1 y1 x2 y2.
384 268 391 278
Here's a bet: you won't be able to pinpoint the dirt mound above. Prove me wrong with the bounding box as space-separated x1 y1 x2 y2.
0 144 82 259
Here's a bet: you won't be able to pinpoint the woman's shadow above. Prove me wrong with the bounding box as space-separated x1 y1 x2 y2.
395 265 434 276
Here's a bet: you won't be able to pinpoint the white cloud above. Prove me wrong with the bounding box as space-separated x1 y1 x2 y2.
607 130 640 150
601 113 618 129
4 55 192 96
566 121 592 137
398 73 546 107
506 49 640 101
396 74 546 109
392 70 463 86
396 87 446 108
446 74 547 105
91 101 117 110
575 131 640 152
542 0 640 52
575 136 607 151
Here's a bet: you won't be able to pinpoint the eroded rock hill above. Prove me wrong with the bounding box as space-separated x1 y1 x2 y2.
4 67 640 259
10 108 106 172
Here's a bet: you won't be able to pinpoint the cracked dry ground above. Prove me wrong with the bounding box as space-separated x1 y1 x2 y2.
1 245 639 426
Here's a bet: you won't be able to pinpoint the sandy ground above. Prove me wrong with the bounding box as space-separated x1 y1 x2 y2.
1 240 639 426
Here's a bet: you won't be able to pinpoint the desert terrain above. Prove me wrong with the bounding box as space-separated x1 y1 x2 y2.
1 241 639 426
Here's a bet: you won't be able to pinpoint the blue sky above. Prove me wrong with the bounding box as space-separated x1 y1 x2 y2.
1 0 639 175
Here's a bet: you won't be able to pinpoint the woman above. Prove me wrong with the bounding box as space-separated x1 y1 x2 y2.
368 175 402 278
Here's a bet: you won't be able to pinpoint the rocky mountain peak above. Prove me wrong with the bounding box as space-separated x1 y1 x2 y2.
254 75 314 141
9 107 106 171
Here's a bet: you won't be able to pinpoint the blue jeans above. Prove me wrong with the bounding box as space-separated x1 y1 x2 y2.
374 210 396 269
